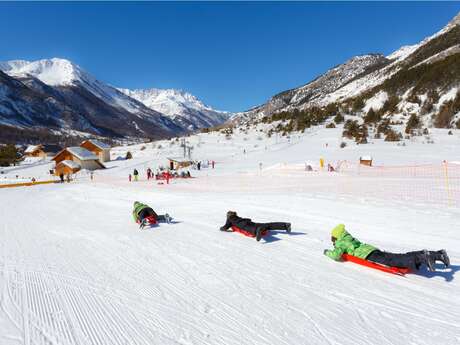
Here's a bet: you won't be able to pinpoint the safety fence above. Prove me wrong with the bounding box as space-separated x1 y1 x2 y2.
0 180 59 189
0 169 93 189
259 161 460 207
335 161 460 207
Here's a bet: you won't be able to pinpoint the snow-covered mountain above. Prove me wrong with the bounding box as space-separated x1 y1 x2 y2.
0 58 230 143
235 11 460 131
119 88 230 130
238 54 389 121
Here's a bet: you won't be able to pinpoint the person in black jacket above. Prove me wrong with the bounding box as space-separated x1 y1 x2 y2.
220 211 291 241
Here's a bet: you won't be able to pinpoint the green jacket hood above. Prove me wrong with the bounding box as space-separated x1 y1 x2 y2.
331 224 348 240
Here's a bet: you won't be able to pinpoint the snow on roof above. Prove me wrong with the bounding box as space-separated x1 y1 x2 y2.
60 160 81 169
67 147 99 161
86 139 111 150
25 145 42 153
360 155 373 161
167 157 193 163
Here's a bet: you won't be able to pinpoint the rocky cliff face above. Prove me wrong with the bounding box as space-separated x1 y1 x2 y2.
234 12 460 131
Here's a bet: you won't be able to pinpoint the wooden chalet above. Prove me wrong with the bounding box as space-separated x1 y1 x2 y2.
54 160 81 176
359 155 373 167
167 157 193 170
80 140 111 162
52 147 105 171
24 144 46 158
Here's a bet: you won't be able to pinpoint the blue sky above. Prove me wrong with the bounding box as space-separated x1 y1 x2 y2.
0 2 459 112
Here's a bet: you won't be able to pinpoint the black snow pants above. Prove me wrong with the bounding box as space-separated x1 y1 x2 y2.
242 222 290 235
258 222 290 232
366 250 441 270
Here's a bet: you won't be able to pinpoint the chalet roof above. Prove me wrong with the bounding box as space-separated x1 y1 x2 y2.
59 160 81 169
66 147 99 161
24 144 43 153
84 139 111 150
360 155 373 161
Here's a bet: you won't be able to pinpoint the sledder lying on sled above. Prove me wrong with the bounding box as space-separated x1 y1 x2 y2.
219 211 291 242
323 224 450 274
132 201 171 229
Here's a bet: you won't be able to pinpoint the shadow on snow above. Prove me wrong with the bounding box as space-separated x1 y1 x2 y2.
262 230 307 244
413 263 460 282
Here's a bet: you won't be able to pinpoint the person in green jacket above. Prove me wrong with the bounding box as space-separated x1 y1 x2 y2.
132 201 171 228
324 224 450 272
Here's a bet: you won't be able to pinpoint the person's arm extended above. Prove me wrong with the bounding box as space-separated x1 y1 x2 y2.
220 218 232 231
324 246 345 261
132 209 139 222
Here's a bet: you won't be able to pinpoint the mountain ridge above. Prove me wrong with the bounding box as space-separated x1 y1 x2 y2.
0 58 230 143
232 11 460 136
118 87 230 130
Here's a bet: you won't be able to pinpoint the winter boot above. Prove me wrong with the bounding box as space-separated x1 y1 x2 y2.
424 250 436 272
286 223 291 234
438 249 450 268
256 228 263 242
164 214 171 224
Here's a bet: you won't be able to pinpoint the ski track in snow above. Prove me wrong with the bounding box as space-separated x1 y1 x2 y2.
1 129 460 345
1 181 459 345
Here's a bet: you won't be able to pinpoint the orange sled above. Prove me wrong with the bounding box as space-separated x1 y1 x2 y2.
342 254 410 276
231 226 268 238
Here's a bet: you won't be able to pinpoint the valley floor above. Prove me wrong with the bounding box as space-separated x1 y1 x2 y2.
1 173 459 345
1 127 460 345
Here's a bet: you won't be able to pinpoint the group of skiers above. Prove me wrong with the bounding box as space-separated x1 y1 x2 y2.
132 202 451 273
129 168 192 182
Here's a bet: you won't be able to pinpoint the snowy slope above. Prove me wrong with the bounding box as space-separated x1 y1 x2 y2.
119 88 230 130
240 54 389 119
0 125 459 345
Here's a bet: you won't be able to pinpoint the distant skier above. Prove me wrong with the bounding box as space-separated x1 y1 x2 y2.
197 161 201 171
147 168 152 180
324 224 450 272
133 169 139 181
220 211 291 242
132 201 171 229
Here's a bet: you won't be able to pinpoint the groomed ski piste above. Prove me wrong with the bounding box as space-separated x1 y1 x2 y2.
1 125 460 345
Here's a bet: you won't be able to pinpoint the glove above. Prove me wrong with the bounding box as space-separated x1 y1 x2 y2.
323 249 328 256
219 227 225 231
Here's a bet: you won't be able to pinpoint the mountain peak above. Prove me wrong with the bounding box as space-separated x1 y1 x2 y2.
0 58 83 86
119 87 216 116
119 87 229 129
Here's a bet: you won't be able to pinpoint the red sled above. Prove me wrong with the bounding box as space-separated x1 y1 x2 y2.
231 226 268 238
342 254 410 276
136 215 157 226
